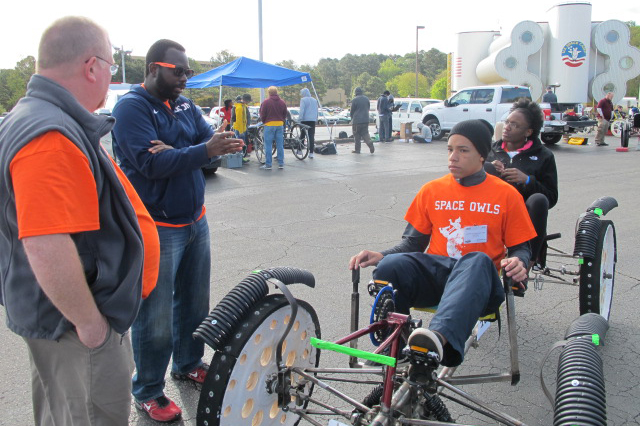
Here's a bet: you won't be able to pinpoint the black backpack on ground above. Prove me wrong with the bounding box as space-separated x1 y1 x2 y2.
315 142 337 155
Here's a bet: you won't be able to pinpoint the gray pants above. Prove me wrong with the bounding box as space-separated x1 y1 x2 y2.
24 327 134 426
352 123 374 153
378 114 388 141
595 118 609 144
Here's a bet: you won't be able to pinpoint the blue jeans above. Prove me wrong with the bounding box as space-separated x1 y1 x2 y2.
235 130 247 156
131 217 211 402
374 252 504 367
264 125 284 167
386 115 393 140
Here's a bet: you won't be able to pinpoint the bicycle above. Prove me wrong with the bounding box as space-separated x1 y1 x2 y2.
193 196 617 426
245 123 266 164
250 122 311 163
286 122 311 160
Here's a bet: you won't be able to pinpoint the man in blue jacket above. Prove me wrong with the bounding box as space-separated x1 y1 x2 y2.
112 39 244 422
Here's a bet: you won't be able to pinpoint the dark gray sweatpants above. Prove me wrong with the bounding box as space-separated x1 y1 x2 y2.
374 251 504 366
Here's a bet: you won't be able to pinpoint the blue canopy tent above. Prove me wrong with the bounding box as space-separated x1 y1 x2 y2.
186 56 312 89
186 57 332 142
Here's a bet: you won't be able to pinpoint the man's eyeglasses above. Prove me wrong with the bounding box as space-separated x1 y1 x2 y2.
503 120 523 130
152 62 195 79
85 56 119 75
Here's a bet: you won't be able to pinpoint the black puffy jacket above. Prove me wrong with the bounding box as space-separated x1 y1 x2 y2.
485 137 558 208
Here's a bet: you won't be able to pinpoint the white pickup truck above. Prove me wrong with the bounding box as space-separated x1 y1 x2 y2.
420 85 534 140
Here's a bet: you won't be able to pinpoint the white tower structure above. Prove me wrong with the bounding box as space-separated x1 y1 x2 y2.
476 21 545 100
547 2 592 103
590 20 640 103
452 31 499 90
451 2 640 104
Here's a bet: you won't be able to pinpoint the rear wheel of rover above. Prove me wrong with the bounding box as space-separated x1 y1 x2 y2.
579 220 616 320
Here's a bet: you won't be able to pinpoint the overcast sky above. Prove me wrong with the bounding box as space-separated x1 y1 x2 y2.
2 0 638 70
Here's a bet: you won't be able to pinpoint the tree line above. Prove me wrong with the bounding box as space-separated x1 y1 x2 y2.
0 48 448 113
2 21 639 114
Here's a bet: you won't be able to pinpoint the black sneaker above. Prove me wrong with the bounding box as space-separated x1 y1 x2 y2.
407 328 443 362
596 142 609 146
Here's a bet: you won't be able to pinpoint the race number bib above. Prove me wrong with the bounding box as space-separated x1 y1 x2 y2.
464 225 487 244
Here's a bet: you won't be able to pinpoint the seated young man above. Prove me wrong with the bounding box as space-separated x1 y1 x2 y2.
349 120 536 367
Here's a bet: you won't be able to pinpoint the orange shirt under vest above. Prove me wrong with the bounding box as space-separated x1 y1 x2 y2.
10 130 160 297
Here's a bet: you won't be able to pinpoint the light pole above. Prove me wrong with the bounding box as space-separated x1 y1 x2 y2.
415 26 425 98
258 0 265 103
113 45 132 83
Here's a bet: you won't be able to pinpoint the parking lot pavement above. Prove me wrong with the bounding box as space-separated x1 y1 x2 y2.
1 133 638 425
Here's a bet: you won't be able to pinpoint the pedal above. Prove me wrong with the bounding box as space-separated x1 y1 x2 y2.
367 279 390 297
512 288 526 297
511 280 527 297
405 347 440 369
406 348 440 385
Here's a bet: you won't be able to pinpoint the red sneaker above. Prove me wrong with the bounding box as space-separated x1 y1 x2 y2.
171 363 209 384
135 395 182 422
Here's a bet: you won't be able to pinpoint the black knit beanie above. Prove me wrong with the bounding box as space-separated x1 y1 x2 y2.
448 119 493 159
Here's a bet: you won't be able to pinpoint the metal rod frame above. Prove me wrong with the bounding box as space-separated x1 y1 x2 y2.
273 274 526 425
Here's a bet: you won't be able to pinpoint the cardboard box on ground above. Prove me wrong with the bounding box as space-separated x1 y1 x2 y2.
400 122 413 141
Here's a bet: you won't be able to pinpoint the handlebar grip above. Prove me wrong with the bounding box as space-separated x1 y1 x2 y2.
352 268 360 285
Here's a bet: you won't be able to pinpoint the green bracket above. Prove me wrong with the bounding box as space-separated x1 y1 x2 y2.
578 258 584 265
310 337 396 367
592 334 600 346
594 208 603 217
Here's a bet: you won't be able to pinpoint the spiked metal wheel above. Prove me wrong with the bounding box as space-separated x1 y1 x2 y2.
197 295 321 426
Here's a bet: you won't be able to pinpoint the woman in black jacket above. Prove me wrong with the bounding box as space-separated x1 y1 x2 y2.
485 98 558 265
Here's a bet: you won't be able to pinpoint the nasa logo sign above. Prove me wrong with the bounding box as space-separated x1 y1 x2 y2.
561 41 587 68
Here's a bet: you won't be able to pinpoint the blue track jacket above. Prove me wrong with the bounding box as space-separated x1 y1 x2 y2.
112 85 215 224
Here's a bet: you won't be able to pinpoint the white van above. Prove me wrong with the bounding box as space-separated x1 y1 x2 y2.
375 98 441 131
